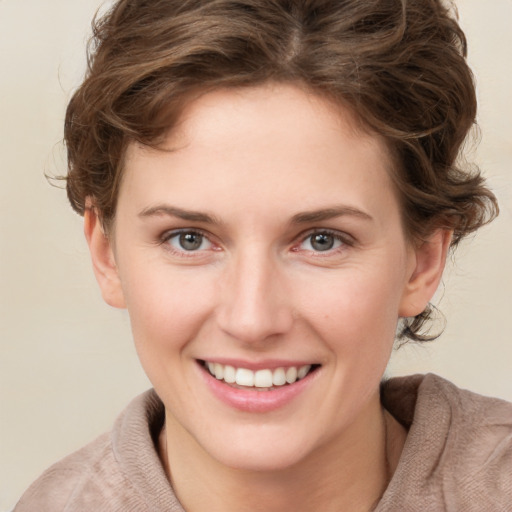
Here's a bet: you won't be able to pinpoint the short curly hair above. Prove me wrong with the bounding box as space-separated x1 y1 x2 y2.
64 0 498 342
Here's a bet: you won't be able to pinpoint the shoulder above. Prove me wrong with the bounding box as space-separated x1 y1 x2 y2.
382 372 512 435
379 374 512 511
417 374 512 478
410 373 512 452
426 375 512 479
14 390 172 512
13 431 138 512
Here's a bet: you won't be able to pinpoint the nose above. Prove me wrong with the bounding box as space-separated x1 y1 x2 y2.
215 249 294 345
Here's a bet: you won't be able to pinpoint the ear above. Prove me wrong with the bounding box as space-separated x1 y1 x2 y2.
399 229 452 318
84 204 126 309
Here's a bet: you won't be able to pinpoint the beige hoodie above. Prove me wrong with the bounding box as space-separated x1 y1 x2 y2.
15 374 512 511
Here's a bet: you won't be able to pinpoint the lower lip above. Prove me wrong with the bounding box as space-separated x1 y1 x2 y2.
198 363 319 413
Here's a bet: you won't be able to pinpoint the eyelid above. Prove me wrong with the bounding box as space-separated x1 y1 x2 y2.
161 227 207 241
160 228 220 255
292 228 355 253
157 227 354 256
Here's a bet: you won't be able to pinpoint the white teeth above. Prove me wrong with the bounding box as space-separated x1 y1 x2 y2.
223 365 236 383
272 367 286 386
214 363 224 380
297 364 311 380
235 368 255 386
285 366 298 384
205 361 315 388
254 369 273 388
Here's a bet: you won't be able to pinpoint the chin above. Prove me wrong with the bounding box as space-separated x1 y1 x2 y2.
201 428 316 473
216 449 306 473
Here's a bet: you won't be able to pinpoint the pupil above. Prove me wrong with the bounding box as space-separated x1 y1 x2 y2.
311 233 334 251
179 232 202 250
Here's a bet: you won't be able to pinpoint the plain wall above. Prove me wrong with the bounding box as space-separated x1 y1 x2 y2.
1 0 511 509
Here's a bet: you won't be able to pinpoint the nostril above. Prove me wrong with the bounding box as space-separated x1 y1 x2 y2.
216 303 295 344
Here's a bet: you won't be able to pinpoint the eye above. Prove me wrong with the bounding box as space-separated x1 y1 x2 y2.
164 230 213 252
299 231 347 252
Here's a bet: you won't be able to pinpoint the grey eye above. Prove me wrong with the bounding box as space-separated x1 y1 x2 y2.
163 229 214 255
309 233 335 251
178 232 204 251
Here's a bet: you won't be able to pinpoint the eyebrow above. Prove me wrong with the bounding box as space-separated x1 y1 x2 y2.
290 206 373 224
138 204 373 225
138 205 222 225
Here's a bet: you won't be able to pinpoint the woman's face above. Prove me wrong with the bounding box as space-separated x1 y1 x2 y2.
97 84 435 471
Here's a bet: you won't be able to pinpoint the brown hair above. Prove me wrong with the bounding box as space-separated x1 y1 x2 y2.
64 0 498 341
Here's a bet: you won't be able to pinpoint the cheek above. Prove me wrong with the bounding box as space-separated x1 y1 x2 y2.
119 263 217 351
294 267 405 351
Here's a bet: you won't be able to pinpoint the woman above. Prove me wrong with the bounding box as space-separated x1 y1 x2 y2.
14 0 511 510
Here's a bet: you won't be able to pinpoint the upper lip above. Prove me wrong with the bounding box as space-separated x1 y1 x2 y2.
197 358 319 371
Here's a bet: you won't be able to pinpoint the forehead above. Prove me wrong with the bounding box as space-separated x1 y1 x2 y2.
158 84 381 158
121 83 399 227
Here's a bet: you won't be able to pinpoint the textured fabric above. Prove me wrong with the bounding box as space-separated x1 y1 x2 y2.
376 374 512 511
14 392 181 512
15 374 512 511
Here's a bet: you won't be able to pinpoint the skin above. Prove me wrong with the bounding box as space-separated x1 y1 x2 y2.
85 83 451 511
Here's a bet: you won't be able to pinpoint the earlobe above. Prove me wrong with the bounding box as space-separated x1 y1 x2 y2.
399 230 452 318
84 204 126 309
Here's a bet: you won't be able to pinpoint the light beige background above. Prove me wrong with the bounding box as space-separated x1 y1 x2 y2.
0 0 511 509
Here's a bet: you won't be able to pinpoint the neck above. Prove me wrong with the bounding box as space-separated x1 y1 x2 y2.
159 396 406 512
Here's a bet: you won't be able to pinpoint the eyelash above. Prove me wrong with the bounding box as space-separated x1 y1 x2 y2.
292 229 354 256
160 228 217 257
159 228 354 257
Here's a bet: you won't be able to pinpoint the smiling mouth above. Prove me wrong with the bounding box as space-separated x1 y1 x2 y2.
200 360 320 391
